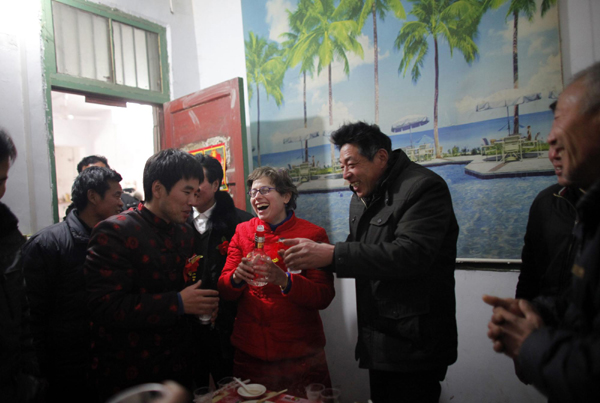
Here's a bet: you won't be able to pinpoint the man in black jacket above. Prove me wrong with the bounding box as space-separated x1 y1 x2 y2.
22 166 124 402
283 122 459 403
64 155 139 217
484 61 600 402
0 128 42 402
188 153 253 388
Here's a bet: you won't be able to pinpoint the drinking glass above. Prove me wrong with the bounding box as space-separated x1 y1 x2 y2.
320 387 341 403
305 383 325 402
106 383 169 403
193 386 213 403
217 376 236 392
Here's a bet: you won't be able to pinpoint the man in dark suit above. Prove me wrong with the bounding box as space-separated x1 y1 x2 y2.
188 153 253 388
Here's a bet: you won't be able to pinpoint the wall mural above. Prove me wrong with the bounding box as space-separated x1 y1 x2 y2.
241 0 562 260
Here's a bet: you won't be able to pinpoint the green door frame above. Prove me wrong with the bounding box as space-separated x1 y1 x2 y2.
41 0 171 221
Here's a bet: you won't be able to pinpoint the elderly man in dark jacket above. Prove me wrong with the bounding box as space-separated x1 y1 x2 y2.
22 166 124 402
187 153 253 388
283 122 459 403
484 61 600 402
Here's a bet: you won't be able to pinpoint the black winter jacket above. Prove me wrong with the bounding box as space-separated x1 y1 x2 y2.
517 184 581 300
22 210 92 398
0 202 41 402
519 179 600 402
333 150 459 371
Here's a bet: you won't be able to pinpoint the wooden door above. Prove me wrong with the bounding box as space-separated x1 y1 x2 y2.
162 77 250 211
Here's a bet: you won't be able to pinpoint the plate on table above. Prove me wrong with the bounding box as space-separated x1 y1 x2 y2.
237 383 267 398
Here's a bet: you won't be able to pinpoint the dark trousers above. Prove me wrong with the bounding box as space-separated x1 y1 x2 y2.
369 366 448 403
191 322 234 389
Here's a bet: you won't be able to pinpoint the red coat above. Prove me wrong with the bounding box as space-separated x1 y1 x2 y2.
218 214 335 362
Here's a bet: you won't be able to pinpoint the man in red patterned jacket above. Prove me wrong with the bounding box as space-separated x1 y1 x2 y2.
85 149 219 401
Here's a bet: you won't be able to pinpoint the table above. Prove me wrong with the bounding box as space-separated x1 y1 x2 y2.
212 385 309 403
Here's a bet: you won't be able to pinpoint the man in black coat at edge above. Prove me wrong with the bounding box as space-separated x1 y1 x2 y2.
282 122 459 403
516 100 583 304
187 153 253 388
484 61 600 402
0 128 42 402
22 166 124 402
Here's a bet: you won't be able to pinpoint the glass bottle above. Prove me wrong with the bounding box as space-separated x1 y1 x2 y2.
247 225 269 287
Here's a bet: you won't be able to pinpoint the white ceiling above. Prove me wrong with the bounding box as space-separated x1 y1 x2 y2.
51 91 117 121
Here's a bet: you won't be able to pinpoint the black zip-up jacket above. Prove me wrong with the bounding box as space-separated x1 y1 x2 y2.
0 202 41 402
517 184 582 300
519 179 600 402
333 149 459 371
22 210 91 400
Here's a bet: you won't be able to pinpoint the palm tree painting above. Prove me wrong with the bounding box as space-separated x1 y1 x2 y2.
395 0 483 158
241 0 562 259
245 32 286 166
285 0 364 126
505 0 557 134
341 0 406 124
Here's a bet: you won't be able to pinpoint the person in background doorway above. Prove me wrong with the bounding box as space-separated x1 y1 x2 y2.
282 122 459 403
484 61 600 402
187 153 253 389
0 128 43 402
85 149 218 401
22 166 124 402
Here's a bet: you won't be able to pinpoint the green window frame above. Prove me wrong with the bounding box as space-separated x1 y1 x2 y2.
41 0 170 222
42 0 170 104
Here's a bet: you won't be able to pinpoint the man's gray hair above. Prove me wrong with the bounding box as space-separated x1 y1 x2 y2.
573 61 600 116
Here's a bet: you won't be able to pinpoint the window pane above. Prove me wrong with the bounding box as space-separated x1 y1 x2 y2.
52 1 111 82
134 28 149 90
112 21 161 92
147 32 161 92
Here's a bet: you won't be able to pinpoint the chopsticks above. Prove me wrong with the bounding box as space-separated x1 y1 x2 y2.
256 388 287 403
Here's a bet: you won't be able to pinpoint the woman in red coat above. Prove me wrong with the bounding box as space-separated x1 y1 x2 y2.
217 167 335 397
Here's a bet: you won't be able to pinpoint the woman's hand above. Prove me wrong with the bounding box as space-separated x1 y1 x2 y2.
255 259 288 287
232 257 255 284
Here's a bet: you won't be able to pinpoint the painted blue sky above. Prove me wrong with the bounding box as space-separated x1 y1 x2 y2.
241 0 562 155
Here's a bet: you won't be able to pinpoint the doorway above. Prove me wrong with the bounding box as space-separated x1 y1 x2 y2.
51 91 155 220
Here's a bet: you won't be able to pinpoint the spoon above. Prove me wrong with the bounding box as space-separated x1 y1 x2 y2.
233 377 251 393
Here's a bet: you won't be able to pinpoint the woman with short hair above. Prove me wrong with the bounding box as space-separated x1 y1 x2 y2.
218 167 334 397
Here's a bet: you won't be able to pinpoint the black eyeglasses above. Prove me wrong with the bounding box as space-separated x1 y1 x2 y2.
248 186 276 198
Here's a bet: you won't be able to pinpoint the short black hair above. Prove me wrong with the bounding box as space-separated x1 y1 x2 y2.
330 121 392 160
143 149 204 202
0 128 17 165
77 155 109 173
194 153 223 185
71 166 122 211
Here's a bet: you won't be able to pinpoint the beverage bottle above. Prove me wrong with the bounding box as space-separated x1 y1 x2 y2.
246 225 270 287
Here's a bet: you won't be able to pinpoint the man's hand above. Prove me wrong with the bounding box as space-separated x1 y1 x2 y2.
483 295 544 359
180 281 219 316
281 238 334 271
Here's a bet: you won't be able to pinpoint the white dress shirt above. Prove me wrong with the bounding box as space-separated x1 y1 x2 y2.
192 203 215 234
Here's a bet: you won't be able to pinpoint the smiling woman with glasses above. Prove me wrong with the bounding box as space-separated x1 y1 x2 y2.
217 166 335 397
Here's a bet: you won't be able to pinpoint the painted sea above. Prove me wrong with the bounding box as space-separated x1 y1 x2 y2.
253 111 557 260
294 164 556 259
253 111 554 168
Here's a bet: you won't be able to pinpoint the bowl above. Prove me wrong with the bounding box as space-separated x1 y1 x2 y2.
237 383 267 398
